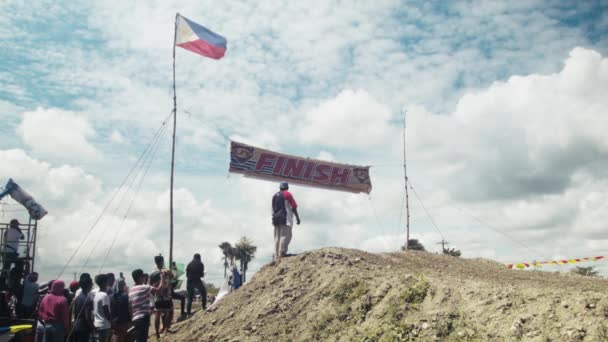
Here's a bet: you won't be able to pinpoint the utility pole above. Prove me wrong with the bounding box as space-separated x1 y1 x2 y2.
437 240 449 252
403 111 410 251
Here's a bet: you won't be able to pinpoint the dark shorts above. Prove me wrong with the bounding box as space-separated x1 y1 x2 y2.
154 299 173 310
132 314 150 342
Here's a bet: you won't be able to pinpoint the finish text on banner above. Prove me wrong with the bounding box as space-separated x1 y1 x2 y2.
229 141 372 194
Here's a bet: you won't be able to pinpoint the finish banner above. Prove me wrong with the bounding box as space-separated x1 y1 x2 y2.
506 256 605 269
229 141 372 194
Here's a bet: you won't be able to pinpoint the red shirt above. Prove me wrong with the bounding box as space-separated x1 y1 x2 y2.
39 280 69 328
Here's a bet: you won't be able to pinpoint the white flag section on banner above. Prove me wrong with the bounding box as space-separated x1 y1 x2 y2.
229 141 372 194
0 179 48 220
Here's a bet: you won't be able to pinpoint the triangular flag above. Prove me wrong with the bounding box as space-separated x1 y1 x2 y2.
175 14 227 59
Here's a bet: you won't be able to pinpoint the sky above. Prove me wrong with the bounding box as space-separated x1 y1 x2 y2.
1 0 607 285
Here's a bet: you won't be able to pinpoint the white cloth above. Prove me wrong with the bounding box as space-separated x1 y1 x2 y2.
3 227 22 253
211 278 231 308
285 199 295 227
93 291 111 329
8 183 47 220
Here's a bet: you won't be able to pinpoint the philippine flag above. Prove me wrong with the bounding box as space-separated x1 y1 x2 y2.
175 14 227 59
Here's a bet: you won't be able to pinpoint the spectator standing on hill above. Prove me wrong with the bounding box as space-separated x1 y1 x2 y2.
38 280 69 342
271 182 301 265
93 274 112 342
71 275 94 342
19 272 38 318
152 255 173 337
129 269 164 342
186 253 207 316
111 279 131 342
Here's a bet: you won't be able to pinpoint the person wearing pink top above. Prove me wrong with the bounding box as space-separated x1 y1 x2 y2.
38 280 69 342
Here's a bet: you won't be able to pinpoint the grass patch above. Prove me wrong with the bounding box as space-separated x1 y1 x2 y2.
386 276 430 321
308 279 373 339
357 276 432 342
436 313 459 338
597 325 608 341
361 322 416 342
400 275 430 305
333 279 368 304
309 310 335 339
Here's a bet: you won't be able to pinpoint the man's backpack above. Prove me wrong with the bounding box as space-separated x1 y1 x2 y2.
272 191 287 225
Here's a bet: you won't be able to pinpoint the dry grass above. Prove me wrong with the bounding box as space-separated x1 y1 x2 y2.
165 248 608 341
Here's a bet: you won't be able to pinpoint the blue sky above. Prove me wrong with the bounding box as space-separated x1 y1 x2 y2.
1 0 608 284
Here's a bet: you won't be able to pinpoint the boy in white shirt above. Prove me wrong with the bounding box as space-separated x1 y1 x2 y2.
93 274 112 342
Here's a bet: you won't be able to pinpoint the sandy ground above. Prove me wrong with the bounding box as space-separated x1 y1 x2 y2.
163 248 608 341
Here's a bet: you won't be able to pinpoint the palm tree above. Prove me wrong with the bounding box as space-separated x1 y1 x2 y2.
234 237 257 283
219 242 233 278
570 266 599 277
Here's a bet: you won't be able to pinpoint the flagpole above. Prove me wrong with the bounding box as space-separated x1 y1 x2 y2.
403 111 410 251
169 12 179 268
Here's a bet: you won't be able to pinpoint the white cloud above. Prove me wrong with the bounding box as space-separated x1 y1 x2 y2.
229 132 281 151
110 130 125 144
0 148 245 284
2 0 608 279
0 149 102 209
299 89 400 150
6 47 608 281
393 47 608 264
17 107 101 161
408 47 608 202
316 150 335 161
574 190 608 238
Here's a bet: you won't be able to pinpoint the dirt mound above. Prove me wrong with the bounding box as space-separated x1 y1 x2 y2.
169 248 608 341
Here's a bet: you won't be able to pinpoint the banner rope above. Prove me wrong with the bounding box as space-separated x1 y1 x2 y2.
506 255 606 269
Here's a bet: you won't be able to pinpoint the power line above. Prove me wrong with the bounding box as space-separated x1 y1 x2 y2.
98 124 169 273
408 182 446 242
396 178 406 238
64 113 171 342
79 116 169 272
181 108 231 142
437 239 449 251
450 205 549 261
55 110 173 280
367 195 394 250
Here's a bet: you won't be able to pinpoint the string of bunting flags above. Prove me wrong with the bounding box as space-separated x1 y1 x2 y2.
506 256 605 269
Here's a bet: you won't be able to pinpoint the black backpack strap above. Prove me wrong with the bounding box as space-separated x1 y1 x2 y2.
272 191 284 212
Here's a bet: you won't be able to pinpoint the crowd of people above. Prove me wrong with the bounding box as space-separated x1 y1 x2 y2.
6 253 208 342
0 180 302 341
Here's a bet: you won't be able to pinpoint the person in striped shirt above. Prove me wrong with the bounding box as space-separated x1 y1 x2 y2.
128 269 164 342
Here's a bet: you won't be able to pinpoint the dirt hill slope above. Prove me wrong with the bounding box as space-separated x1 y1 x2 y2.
169 248 608 341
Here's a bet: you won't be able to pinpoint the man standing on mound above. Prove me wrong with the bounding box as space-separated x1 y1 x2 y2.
272 182 301 265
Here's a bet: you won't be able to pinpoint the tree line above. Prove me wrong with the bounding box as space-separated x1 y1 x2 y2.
219 237 257 282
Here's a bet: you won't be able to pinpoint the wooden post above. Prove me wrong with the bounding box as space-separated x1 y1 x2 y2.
169 13 179 268
403 112 410 251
